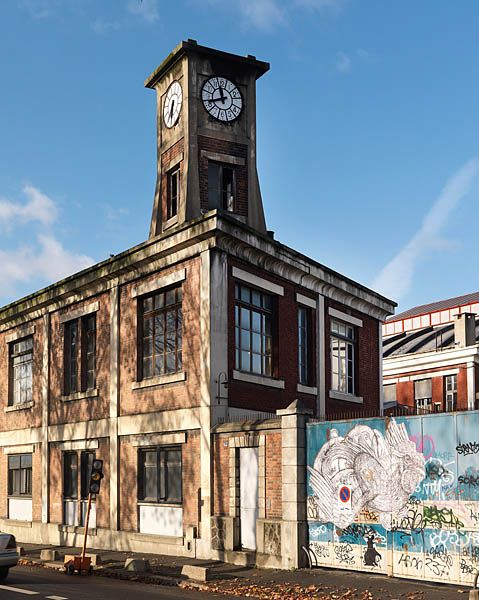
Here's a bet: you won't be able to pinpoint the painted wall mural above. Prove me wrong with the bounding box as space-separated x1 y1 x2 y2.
306 412 479 586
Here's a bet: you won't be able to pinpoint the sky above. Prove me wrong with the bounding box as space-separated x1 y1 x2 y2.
1 0 479 314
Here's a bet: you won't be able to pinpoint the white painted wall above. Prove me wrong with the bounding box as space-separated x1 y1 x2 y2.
139 505 183 537
8 498 32 521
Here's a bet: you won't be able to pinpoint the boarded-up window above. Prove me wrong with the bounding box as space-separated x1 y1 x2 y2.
383 384 397 403
414 378 432 400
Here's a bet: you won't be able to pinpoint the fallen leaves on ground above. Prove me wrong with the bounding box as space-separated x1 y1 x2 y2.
182 580 383 600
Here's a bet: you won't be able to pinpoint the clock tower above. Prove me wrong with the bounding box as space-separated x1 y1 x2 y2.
145 40 269 238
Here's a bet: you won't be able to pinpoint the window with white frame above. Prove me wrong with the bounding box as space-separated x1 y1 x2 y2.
331 320 355 394
445 374 457 412
9 336 33 406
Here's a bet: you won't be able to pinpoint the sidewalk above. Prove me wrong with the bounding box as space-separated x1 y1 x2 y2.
17 543 470 600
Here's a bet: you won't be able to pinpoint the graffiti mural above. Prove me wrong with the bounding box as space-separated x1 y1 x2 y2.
306 412 479 586
307 420 425 529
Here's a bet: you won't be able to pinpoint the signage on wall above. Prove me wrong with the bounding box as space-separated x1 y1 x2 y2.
337 485 352 510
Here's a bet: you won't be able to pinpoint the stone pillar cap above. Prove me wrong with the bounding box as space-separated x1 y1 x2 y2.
276 399 313 417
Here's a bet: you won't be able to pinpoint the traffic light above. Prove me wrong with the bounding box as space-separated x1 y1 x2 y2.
89 459 104 495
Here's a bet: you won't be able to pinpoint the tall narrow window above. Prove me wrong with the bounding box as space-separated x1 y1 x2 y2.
64 321 79 394
64 315 97 395
234 283 273 376
208 162 235 211
140 285 183 380
83 315 96 391
138 446 182 504
331 320 355 394
298 307 309 385
167 167 180 220
9 336 33 406
63 452 78 500
8 454 32 497
445 374 457 412
80 451 95 499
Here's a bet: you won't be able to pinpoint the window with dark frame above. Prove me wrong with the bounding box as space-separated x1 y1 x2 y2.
331 320 355 395
63 452 78 500
138 446 182 504
140 285 183 380
208 162 235 211
298 306 310 386
234 283 273 377
64 314 96 395
167 167 180 220
8 454 32 497
9 336 33 406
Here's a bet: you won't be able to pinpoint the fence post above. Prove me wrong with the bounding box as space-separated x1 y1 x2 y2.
277 400 313 569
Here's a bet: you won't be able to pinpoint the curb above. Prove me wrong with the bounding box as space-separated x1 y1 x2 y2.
18 557 182 587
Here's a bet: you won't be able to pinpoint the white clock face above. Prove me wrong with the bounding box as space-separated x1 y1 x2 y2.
201 77 243 122
163 80 183 128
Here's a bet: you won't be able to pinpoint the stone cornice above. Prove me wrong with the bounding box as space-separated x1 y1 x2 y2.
0 211 395 330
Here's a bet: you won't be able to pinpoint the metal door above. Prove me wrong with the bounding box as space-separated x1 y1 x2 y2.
240 447 259 550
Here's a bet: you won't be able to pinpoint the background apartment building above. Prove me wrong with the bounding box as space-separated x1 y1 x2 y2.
383 291 479 413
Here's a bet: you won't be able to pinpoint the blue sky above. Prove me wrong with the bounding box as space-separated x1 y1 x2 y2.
1 0 479 314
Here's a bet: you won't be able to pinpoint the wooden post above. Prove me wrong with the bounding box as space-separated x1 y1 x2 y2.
81 493 92 561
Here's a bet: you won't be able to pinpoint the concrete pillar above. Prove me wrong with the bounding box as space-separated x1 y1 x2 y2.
467 361 476 411
109 284 120 530
317 295 326 417
277 400 312 569
41 313 50 527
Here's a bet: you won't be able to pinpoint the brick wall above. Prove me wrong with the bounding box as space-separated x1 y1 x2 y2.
265 431 282 518
0 317 44 433
119 430 200 535
227 257 317 414
198 136 248 216
49 293 111 426
325 298 380 416
160 138 184 224
48 439 109 528
212 427 283 521
119 257 202 416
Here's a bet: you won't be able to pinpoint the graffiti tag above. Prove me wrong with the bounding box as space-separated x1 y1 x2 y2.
334 544 354 565
458 475 479 487
456 442 479 456
423 505 464 530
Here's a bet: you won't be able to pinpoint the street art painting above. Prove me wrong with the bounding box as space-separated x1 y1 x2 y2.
306 412 479 586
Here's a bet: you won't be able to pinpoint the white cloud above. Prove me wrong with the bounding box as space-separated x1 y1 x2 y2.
0 184 94 302
91 17 122 35
17 0 62 19
372 158 479 303
0 234 93 298
296 0 345 12
127 0 159 23
335 51 351 73
236 0 284 30
104 204 130 221
0 184 57 228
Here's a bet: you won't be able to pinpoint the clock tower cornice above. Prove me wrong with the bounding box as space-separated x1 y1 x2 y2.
144 39 269 90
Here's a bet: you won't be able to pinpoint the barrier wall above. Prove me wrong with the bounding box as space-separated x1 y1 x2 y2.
306 412 479 585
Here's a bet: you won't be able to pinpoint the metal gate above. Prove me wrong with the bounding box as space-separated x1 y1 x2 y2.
306 412 479 586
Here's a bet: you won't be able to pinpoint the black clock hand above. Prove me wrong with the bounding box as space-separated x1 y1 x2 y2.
170 99 175 118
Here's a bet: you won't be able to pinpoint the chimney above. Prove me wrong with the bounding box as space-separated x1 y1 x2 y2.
454 312 476 348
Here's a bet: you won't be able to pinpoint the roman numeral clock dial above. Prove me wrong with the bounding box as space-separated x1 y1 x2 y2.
201 77 243 122
163 80 183 128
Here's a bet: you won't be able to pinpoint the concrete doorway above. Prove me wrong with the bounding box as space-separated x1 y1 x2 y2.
239 447 259 550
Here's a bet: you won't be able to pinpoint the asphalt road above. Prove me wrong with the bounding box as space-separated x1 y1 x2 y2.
1 565 237 600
